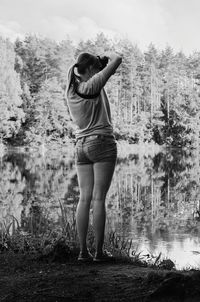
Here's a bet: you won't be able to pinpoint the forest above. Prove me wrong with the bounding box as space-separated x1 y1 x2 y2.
1 32 200 148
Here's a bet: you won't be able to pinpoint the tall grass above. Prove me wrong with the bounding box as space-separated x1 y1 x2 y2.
0 201 175 268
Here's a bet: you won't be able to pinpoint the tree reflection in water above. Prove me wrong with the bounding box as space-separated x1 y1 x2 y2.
1 148 200 268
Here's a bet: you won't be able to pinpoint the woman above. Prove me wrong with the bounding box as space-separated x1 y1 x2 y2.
66 52 122 262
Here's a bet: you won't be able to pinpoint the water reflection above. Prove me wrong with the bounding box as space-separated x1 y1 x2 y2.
1 147 200 269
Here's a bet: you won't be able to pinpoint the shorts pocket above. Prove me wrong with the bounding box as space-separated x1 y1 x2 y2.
86 140 103 157
102 138 117 148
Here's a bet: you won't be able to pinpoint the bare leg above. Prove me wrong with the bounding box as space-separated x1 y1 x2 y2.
92 161 116 256
76 164 94 254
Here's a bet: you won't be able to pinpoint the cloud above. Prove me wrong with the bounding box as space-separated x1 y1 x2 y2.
32 0 169 50
98 0 169 49
0 0 169 49
0 20 24 41
38 16 117 43
0 0 200 54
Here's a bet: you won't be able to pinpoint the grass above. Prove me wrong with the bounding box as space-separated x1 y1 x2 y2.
0 216 141 264
0 223 175 270
0 201 176 269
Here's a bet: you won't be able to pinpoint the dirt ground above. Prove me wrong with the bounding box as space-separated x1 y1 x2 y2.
1 253 200 302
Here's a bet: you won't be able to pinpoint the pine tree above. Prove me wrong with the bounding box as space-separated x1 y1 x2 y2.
15 35 59 94
0 37 24 141
57 39 75 89
27 77 73 144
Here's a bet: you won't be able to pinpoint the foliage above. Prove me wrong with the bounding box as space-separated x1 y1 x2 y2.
0 37 25 140
24 77 73 145
0 33 200 147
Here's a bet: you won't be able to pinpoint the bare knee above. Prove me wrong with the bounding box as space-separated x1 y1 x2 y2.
92 189 107 202
79 194 92 205
92 195 106 205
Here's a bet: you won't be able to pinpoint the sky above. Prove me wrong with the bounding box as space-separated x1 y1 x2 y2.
0 0 199 54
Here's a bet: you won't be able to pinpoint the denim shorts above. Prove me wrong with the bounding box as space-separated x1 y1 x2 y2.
75 135 117 165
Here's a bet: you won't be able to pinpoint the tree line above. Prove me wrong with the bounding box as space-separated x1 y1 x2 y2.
1 33 200 148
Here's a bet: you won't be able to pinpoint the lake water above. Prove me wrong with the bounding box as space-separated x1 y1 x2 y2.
1 146 200 269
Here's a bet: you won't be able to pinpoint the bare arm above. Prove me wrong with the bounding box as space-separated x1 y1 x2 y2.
77 53 122 96
101 53 122 81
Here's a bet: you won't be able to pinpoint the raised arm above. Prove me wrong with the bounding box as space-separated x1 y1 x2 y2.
77 53 122 96
100 53 122 83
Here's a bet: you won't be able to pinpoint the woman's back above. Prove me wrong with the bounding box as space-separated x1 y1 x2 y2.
66 52 122 139
67 68 113 138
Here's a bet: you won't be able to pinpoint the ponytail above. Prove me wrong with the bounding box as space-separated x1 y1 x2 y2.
66 64 80 96
66 52 101 99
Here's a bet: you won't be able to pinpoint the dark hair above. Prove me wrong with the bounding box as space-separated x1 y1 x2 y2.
76 52 100 74
67 53 100 94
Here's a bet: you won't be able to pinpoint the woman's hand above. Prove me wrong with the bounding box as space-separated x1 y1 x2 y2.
103 52 122 61
97 53 122 83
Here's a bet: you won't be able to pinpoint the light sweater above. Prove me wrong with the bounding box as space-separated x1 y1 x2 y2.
67 69 114 139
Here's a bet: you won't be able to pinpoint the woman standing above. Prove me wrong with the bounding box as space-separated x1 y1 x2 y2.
66 52 122 262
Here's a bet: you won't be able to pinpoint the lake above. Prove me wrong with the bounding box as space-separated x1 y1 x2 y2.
1 146 200 269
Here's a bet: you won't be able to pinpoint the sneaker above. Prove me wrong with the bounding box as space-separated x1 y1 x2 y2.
78 250 93 263
93 250 115 263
